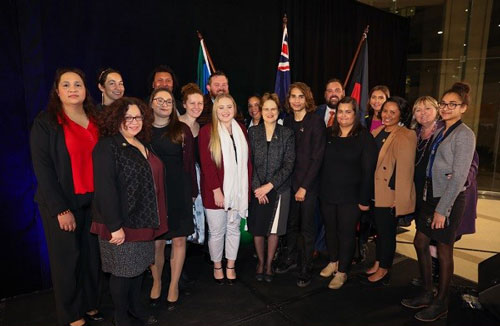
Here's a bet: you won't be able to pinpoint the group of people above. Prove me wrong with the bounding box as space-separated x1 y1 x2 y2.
30 64 477 326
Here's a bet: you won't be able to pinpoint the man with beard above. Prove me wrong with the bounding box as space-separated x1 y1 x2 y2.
197 71 229 127
316 79 345 127
149 65 185 115
197 71 244 127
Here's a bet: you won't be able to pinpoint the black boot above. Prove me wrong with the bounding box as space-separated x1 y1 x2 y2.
414 298 447 322
401 291 434 309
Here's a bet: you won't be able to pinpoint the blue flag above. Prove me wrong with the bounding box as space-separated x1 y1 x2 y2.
274 26 291 113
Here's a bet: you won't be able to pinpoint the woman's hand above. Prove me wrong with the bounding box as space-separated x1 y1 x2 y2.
110 228 125 245
57 210 76 232
431 212 446 229
258 195 269 205
295 187 307 202
358 204 370 211
213 188 225 208
254 183 273 200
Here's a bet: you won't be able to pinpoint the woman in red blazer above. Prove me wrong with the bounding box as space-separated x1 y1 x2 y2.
198 94 252 285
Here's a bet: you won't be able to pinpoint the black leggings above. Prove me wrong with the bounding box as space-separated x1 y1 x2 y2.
320 202 361 273
373 207 398 269
109 274 147 325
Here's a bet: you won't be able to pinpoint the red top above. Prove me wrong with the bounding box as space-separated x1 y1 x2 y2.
59 113 99 194
198 122 252 209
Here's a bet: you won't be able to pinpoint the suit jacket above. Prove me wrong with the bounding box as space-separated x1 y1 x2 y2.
315 104 327 121
431 122 475 217
30 111 90 217
248 123 295 194
372 125 416 216
284 112 326 193
198 122 252 209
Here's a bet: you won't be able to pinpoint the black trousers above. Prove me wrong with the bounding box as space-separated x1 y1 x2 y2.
373 207 398 269
320 201 361 273
109 274 147 326
39 203 101 325
286 191 317 269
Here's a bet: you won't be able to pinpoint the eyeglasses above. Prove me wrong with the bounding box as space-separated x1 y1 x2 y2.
124 115 144 123
153 97 173 106
438 102 463 110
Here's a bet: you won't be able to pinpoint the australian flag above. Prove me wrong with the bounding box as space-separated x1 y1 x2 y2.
274 26 291 112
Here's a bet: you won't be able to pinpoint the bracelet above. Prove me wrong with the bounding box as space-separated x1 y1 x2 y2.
58 209 71 217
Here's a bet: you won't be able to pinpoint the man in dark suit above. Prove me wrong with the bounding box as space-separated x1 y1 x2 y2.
148 65 186 115
316 78 345 127
197 71 245 127
276 82 326 287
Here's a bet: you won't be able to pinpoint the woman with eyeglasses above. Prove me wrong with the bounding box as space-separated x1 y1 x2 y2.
364 97 416 285
199 94 252 285
96 68 125 111
401 83 476 322
148 88 197 309
30 68 102 326
92 97 165 326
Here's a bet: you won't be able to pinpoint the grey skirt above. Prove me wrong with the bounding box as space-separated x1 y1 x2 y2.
99 239 154 277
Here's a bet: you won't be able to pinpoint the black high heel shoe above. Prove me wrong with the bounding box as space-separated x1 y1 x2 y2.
214 266 225 285
85 311 104 322
149 296 161 307
226 266 237 285
166 300 178 311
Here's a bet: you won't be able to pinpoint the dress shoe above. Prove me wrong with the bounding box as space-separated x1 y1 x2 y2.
296 267 312 288
255 273 264 282
320 261 338 278
226 266 237 285
328 272 347 290
414 299 447 322
361 272 390 286
401 291 434 309
213 266 225 285
264 273 274 283
275 258 297 274
85 311 104 321
149 296 161 307
166 300 177 311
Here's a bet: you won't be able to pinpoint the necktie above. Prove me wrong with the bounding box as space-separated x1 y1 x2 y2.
327 110 335 127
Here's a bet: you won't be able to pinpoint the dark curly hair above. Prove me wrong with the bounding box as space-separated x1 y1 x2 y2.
381 96 412 128
285 82 316 113
46 68 96 125
99 97 153 143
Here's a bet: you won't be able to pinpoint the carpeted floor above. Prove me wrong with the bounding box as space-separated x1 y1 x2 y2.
1 242 498 326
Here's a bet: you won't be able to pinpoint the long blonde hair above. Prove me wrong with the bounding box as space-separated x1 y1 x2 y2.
209 94 237 168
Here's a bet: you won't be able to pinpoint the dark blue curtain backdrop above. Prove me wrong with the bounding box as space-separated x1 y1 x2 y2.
0 0 409 298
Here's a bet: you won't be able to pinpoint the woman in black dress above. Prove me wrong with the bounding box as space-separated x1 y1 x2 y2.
149 88 197 307
248 93 295 282
319 97 377 289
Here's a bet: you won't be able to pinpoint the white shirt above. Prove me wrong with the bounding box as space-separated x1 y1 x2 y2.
323 106 335 126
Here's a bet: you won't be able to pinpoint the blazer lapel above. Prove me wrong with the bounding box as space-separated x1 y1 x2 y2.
376 125 402 169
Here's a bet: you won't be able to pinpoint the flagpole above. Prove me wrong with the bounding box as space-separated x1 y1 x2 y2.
197 31 216 73
343 25 369 89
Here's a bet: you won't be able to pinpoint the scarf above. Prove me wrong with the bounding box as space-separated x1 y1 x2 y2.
218 119 249 222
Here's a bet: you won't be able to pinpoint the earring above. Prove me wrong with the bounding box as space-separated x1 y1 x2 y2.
101 93 104 105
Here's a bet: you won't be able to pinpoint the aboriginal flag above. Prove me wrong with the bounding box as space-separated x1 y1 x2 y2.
347 40 369 126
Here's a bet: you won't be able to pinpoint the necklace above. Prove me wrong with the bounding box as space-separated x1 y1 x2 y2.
153 121 169 128
415 123 436 166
